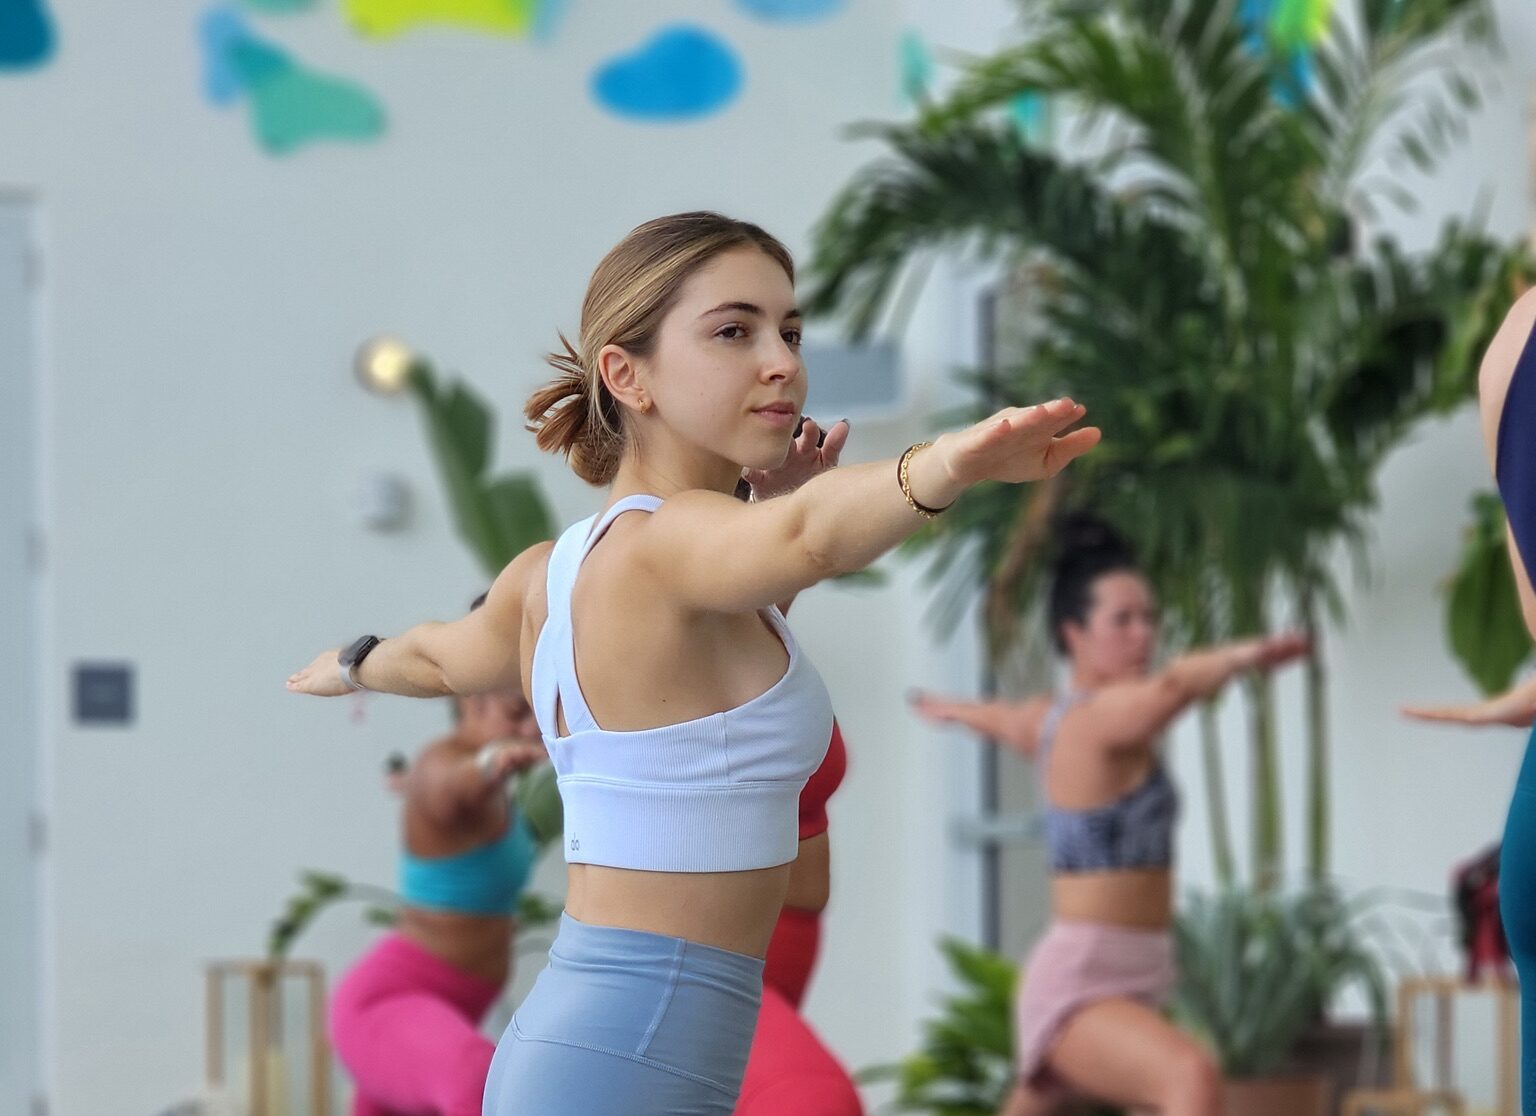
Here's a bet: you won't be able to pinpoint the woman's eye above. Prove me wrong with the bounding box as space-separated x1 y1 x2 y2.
782 329 803 346
717 325 746 340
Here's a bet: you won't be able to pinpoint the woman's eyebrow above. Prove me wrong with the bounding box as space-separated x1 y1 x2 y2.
698 301 803 321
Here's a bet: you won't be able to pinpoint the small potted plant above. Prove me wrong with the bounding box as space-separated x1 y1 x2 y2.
1173 888 1388 1116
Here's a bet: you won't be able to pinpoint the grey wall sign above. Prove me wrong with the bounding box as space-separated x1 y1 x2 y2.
73 663 133 726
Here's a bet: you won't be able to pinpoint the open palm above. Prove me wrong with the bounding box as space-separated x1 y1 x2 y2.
949 400 1100 486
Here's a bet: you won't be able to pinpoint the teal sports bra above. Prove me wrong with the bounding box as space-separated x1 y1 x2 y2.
399 811 537 917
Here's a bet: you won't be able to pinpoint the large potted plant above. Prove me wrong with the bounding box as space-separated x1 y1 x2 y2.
807 0 1524 891
805 0 1527 1094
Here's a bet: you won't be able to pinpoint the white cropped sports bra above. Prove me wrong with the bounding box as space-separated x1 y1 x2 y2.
530 495 834 872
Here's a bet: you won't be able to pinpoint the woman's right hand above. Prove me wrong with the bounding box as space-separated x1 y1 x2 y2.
287 649 354 697
1403 676 1536 728
920 400 1100 497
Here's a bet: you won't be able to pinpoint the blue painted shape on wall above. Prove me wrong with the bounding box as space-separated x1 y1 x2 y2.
200 6 254 105
899 28 931 104
227 37 386 153
1238 0 1313 103
0 0 56 71
734 0 844 22
592 25 741 122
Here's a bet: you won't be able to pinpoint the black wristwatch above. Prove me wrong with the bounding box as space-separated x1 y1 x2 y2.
338 635 383 691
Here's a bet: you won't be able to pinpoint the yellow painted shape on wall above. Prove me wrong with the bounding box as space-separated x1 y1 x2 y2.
343 0 534 39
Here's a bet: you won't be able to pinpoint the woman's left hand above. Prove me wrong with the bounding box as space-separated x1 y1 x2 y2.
744 417 850 500
287 649 353 696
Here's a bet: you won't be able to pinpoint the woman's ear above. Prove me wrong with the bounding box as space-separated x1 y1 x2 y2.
598 344 647 416
1059 620 1085 658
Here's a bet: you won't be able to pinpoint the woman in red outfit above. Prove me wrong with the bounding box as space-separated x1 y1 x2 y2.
733 416 863 1115
736 720 862 1115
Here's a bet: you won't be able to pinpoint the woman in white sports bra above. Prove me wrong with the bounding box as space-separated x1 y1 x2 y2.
287 211 1100 1114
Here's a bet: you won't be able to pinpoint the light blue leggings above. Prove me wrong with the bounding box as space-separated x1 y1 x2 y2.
483 912 764 1115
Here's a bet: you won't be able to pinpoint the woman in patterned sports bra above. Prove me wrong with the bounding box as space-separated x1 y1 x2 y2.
288 212 1099 1114
1404 288 1536 1111
912 514 1307 1116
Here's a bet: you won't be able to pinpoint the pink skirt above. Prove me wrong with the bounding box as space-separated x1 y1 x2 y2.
1013 920 1175 1087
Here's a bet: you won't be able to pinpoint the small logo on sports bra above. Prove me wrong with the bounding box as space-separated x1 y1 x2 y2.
569 838 580 852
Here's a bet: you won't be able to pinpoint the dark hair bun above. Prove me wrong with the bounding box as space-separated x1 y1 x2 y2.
1054 511 1134 566
1048 510 1141 656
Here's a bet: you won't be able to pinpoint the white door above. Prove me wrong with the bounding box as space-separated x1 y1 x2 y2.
0 195 44 1116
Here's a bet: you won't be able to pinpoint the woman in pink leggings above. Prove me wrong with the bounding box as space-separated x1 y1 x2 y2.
328 654 545 1116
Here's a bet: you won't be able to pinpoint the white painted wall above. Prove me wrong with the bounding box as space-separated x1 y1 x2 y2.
0 3 964 1112
5 0 1534 1111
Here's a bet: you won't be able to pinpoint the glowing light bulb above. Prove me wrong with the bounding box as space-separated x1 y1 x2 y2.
354 335 415 395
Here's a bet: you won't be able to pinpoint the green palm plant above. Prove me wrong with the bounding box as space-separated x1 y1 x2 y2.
1443 493 1535 693
806 0 1529 891
407 358 555 578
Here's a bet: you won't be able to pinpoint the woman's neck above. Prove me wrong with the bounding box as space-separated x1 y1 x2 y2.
609 444 741 501
1068 666 1122 693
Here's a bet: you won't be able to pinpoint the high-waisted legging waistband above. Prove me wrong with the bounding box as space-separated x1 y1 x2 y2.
483 913 765 1115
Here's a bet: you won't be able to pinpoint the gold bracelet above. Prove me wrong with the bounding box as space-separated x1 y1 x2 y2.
898 441 951 518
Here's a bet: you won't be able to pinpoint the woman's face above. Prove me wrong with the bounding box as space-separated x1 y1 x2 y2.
636 246 806 472
461 690 540 744
1064 571 1159 681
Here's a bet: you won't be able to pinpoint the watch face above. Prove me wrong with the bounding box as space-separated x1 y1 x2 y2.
341 635 379 666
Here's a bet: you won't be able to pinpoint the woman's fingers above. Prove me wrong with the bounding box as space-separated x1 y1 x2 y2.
820 419 850 464
1045 425 1102 470
797 417 820 454
1402 703 1487 724
286 650 349 696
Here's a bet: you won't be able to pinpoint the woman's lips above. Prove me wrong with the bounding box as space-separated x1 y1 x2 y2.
751 406 798 428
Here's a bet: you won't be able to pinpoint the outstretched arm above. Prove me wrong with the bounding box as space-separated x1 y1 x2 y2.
636 400 1099 615
286 541 551 698
909 692 1050 756
1072 634 1311 751
1403 675 1536 729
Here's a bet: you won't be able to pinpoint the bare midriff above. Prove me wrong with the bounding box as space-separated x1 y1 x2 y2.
398 907 517 986
782 831 830 913
565 862 793 958
1050 867 1173 930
